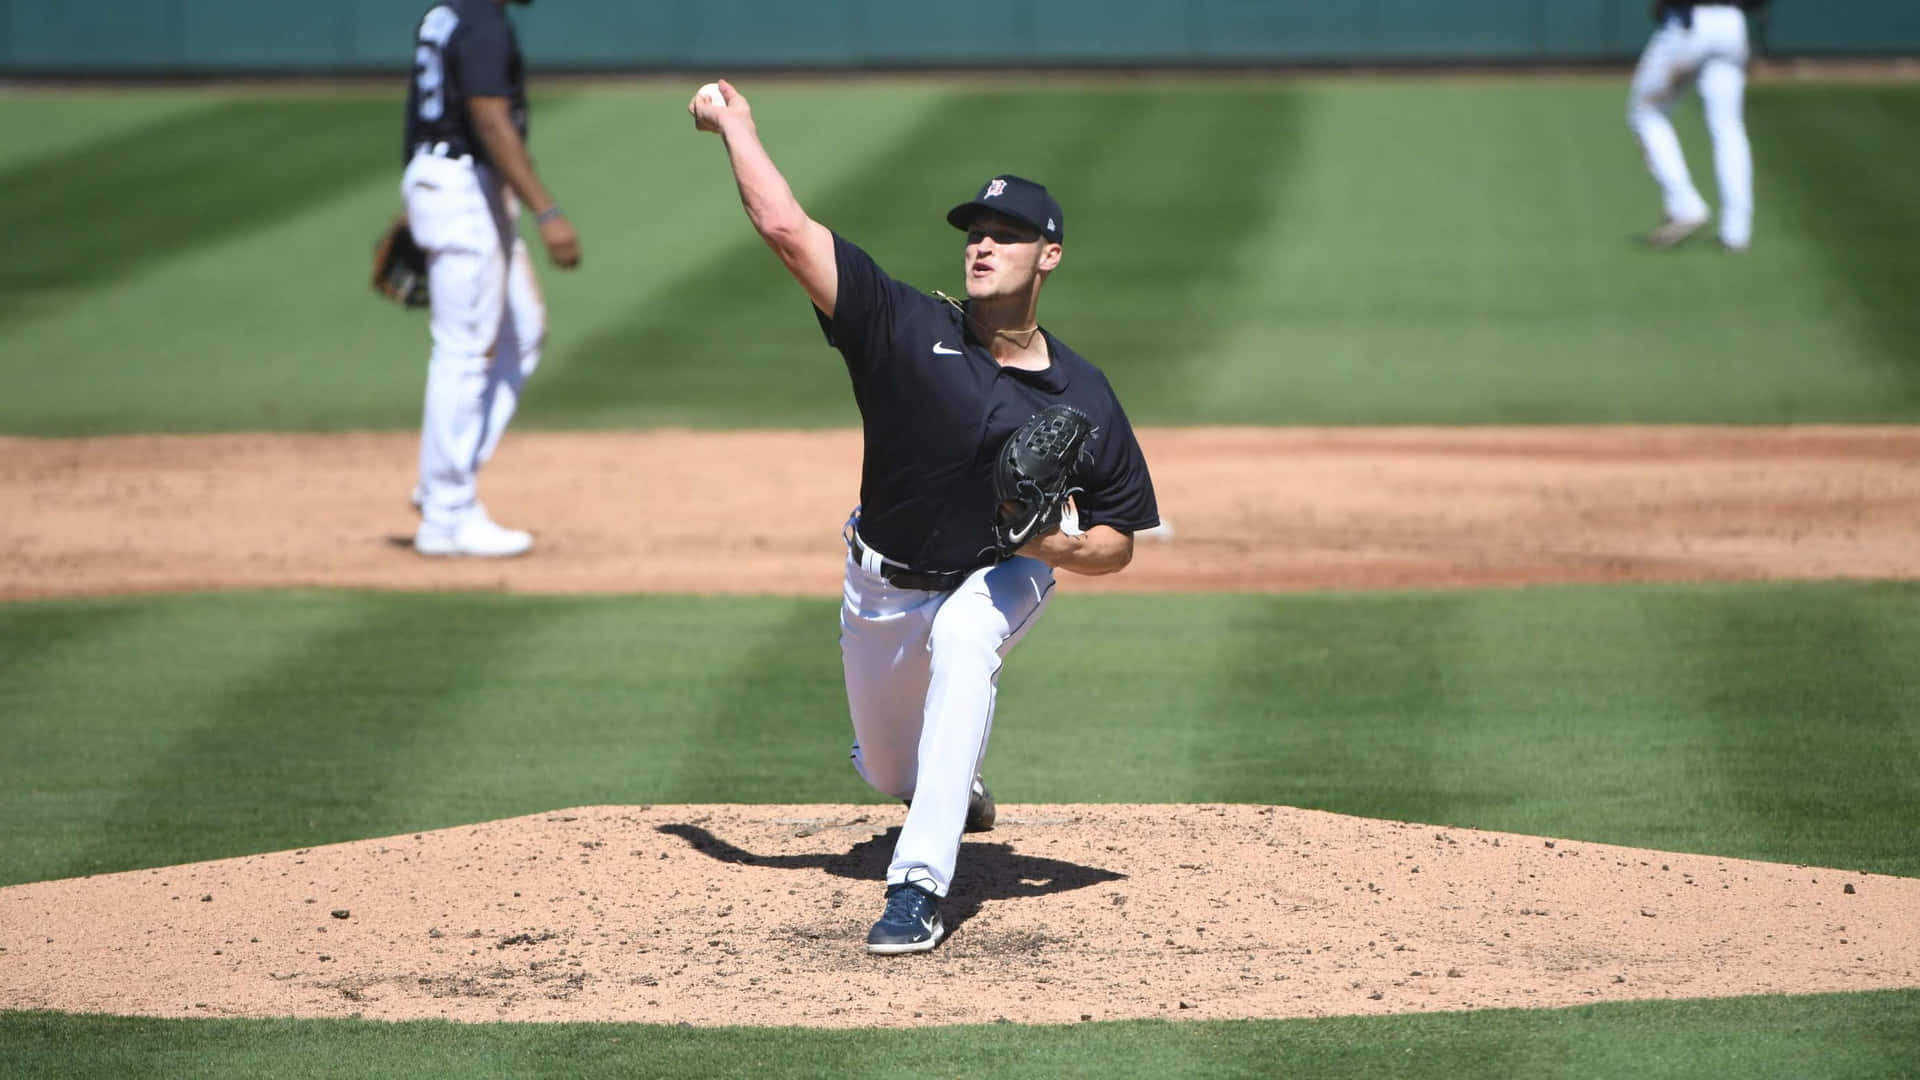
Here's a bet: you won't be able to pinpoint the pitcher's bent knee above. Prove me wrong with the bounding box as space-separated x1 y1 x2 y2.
849 741 914 800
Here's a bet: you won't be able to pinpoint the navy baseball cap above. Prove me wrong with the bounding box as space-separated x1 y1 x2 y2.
946 175 1064 243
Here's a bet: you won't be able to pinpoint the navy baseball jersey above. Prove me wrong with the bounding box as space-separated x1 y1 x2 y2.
816 233 1159 574
403 0 527 166
1656 0 1768 25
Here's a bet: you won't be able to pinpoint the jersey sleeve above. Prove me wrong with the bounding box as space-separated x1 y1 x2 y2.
448 12 514 97
1075 391 1159 535
813 232 913 381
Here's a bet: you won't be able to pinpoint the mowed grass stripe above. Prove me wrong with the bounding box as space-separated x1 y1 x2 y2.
0 593 868 885
4 82 1918 434
1027 584 1920 873
1423 590 1703 843
1205 81 1911 423
0 92 586 436
43 592 585 882
1667 585 1920 874
0 98 404 326
636 602 861 804
5 582 1919 888
0 92 217 173
3 989 1918 1079
1196 593 1463 812
0 600 213 880
1752 85 1920 398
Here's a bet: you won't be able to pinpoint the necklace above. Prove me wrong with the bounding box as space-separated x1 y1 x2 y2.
934 291 1041 352
992 324 1042 350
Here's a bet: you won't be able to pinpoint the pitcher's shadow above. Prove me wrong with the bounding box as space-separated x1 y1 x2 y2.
656 821 1125 939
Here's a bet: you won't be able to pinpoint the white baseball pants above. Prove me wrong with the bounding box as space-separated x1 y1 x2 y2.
1628 4 1754 248
401 150 546 530
840 537 1055 898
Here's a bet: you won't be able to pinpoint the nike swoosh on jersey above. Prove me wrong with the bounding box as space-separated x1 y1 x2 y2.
931 342 962 355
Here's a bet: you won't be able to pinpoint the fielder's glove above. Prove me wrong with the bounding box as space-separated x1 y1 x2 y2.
990 403 1095 558
371 213 429 308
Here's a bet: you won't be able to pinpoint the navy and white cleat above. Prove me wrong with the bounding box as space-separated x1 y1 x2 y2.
865 882 945 955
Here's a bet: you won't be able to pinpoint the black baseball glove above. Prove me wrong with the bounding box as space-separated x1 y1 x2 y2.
371 213 429 309
990 403 1095 558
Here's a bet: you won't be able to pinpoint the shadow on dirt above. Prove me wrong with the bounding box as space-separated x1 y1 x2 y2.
656 822 1125 941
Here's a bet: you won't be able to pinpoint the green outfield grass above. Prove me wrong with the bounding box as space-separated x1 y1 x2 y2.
5 582 1916 888
0 79 1916 433
5 990 1920 1080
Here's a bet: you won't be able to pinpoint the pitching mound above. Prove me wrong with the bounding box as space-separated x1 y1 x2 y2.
3 804 1914 1027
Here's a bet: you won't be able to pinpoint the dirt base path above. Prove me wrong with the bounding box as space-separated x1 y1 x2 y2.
5 426 1918 600
3 804 1915 1027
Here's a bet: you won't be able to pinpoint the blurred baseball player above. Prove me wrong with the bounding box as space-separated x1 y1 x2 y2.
689 81 1159 954
402 0 580 557
1630 1 1769 251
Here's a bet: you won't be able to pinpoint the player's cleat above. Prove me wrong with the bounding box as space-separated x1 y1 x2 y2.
965 775 996 833
1646 215 1710 249
866 882 945 955
414 511 533 558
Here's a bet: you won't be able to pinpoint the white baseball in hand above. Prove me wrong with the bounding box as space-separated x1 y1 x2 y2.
696 82 725 108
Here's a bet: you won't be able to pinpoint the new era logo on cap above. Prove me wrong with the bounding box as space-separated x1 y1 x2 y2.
946 174 1065 243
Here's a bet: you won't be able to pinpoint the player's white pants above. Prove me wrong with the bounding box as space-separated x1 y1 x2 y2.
840 537 1054 898
1628 4 1753 247
401 151 546 530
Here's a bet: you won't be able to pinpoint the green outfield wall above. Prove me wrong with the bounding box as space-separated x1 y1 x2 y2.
0 1 1913 75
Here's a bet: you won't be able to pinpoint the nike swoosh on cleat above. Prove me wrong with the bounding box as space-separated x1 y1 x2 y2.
931 342 962 355
920 917 937 936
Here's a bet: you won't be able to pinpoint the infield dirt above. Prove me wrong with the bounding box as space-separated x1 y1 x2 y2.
4 426 1918 599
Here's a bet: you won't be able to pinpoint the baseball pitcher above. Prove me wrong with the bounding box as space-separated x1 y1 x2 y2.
690 81 1160 955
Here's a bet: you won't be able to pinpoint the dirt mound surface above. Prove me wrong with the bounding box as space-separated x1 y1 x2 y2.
3 804 1914 1027
4 426 1918 600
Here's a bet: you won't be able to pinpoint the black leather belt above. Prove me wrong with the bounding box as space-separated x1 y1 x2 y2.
414 140 473 161
844 527 973 592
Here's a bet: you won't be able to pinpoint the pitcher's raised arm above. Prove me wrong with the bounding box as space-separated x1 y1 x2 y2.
690 79 838 316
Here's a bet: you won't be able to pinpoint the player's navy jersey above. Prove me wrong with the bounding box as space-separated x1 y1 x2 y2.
816 233 1159 574
1657 0 1767 25
403 0 527 167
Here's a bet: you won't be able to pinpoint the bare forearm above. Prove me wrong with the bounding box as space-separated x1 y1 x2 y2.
717 116 810 248
472 106 556 214
1023 525 1134 576
692 82 834 311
